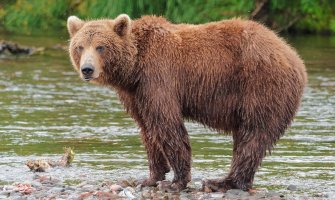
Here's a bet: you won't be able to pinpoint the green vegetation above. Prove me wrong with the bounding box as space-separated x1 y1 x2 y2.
0 0 335 34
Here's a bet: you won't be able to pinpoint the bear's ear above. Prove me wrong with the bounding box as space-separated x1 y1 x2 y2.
114 14 131 37
67 16 84 37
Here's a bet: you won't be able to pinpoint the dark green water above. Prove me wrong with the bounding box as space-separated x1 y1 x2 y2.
0 33 334 196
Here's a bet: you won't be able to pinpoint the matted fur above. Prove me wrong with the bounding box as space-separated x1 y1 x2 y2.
67 14 307 192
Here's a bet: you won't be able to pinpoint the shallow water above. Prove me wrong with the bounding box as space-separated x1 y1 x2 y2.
0 33 334 197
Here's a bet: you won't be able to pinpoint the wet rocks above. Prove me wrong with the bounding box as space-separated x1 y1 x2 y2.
0 177 314 199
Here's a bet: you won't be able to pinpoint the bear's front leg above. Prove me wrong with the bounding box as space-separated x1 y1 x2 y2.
150 122 192 192
140 129 170 186
161 123 192 191
136 89 192 192
143 118 191 191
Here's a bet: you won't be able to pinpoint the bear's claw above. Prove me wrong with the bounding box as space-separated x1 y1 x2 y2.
156 180 187 192
140 178 160 187
201 178 233 193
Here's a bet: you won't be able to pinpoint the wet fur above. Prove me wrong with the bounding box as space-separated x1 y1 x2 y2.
68 15 307 191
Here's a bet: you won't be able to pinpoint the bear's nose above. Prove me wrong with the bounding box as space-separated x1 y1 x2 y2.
81 63 94 76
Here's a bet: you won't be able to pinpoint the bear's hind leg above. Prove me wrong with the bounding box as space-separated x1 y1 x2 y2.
203 130 275 192
141 130 170 187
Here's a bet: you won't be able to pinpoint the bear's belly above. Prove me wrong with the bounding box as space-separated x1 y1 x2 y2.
181 94 240 132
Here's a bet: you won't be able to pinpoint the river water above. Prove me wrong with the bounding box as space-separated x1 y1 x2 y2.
0 33 334 197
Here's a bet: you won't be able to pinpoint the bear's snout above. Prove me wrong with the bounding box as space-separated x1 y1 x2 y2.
81 63 95 81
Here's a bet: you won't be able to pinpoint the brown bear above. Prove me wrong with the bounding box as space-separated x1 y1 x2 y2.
67 14 307 192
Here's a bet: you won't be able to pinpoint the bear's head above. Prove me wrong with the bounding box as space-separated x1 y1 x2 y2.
67 14 137 87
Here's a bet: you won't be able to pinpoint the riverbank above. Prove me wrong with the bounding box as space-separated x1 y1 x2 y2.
2 173 331 200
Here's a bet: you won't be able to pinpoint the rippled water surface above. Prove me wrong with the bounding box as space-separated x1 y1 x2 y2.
0 33 334 197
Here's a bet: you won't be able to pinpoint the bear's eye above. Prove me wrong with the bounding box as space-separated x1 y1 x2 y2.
76 46 84 53
96 46 105 53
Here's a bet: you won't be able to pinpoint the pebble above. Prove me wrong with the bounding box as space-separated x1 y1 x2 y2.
0 176 319 199
31 191 47 199
119 187 137 199
135 184 142 192
326 192 335 198
9 192 22 199
287 184 297 191
80 184 95 192
211 192 223 198
94 191 118 199
141 189 151 198
0 191 10 199
226 189 250 196
109 184 123 192
125 186 136 193
194 181 203 190
77 181 88 187
30 181 42 188
3 185 15 191
47 187 64 194
65 186 76 191
266 191 282 197
0 190 11 195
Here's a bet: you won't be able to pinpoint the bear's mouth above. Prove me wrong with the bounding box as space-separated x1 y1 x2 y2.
81 72 101 82
82 74 101 82
83 77 92 81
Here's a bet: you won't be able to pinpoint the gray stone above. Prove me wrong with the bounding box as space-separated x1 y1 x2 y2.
287 184 297 191
326 192 335 199
32 191 48 199
80 184 96 192
110 184 123 192
30 181 42 188
3 185 15 191
135 184 142 192
0 191 10 196
266 191 281 197
226 189 250 196
194 181 203 188
211 192 224 198
179 193 193 199
64 186 76 191
47 187 64 194
119 187 137 199
55 197 66 200
13 197 28 200
9 191 23 199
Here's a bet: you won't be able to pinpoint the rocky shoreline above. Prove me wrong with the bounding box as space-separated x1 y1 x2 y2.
0 174 316 200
